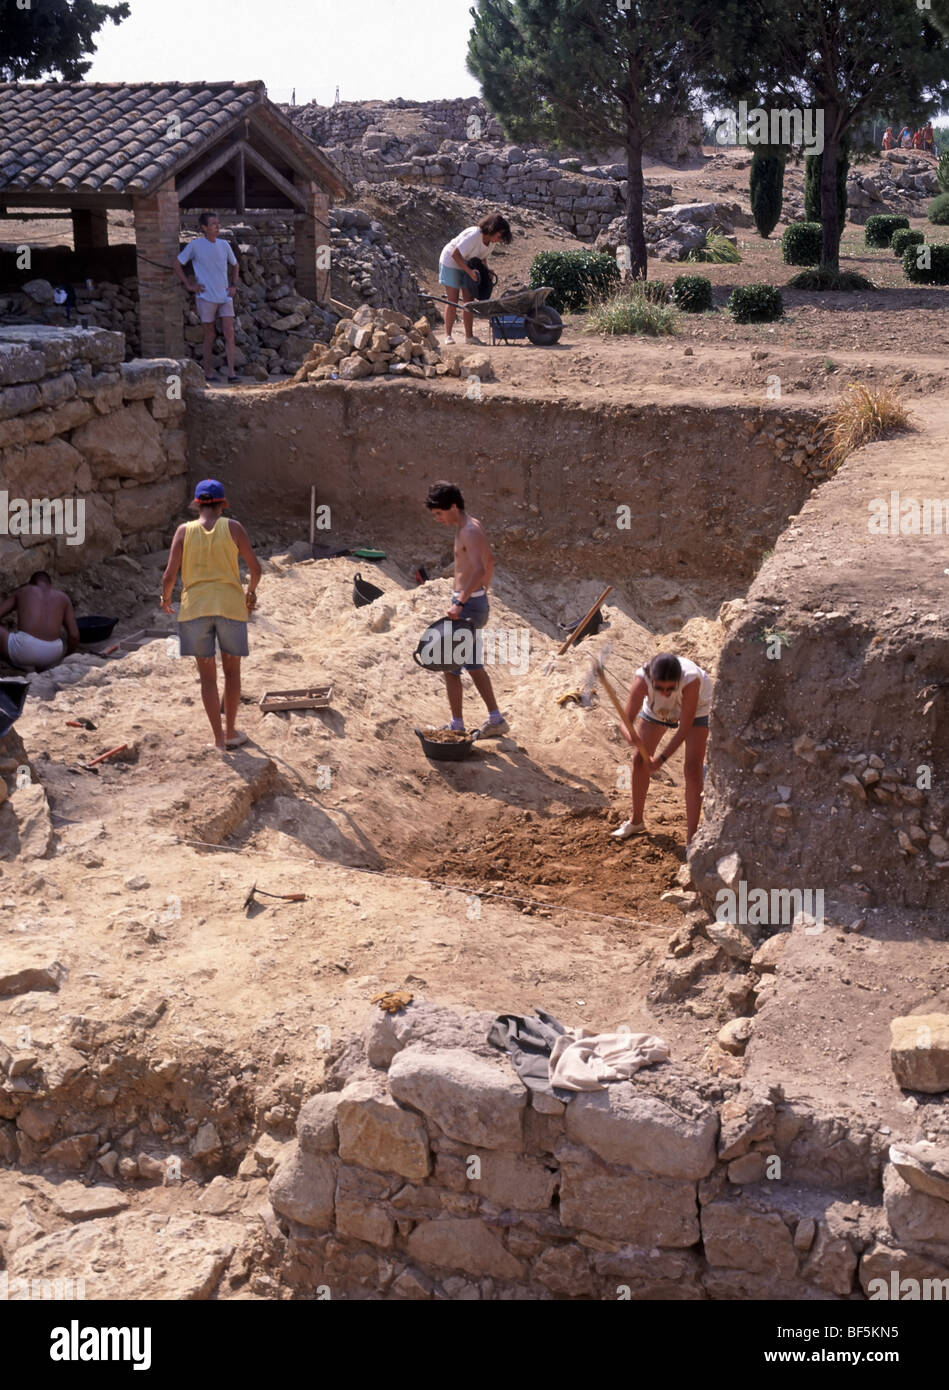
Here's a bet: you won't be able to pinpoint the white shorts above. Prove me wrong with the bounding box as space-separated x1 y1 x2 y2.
7 631 65 670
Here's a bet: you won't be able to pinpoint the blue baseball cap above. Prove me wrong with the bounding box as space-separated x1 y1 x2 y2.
193 479 228 504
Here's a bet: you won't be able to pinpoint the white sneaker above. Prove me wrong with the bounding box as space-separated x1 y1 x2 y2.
611 819 647 840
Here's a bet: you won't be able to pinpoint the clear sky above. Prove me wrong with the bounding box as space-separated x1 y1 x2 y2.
85 0 482 105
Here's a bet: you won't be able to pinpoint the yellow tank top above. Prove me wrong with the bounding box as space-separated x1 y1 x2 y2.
178 517 247 622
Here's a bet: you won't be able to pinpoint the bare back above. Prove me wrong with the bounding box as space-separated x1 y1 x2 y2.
453 514 494 595
15 585 74 642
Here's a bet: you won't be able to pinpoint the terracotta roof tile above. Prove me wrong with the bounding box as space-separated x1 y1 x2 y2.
0 80 351 201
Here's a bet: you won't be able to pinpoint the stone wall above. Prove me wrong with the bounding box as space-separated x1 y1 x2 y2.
0 211 421 379
289 101 705 240
268 999 949 1299
0 325 201 584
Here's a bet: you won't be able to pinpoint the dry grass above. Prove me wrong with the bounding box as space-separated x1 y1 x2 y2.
816 382 913 472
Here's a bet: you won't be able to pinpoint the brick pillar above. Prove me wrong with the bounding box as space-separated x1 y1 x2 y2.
72 208 109 252
133 180 185 357
295 180 331 303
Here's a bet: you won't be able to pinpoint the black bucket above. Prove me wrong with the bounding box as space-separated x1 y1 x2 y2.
412 618 477 673
77 615 118 644
353 572 384 608
414 727 475 762
0 678 29 738
558 606 604 642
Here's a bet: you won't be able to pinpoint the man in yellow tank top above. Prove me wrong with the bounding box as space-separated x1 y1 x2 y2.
160 479 261 750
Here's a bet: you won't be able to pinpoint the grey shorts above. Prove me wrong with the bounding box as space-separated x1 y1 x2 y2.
178 615 248 658
448 593 489 673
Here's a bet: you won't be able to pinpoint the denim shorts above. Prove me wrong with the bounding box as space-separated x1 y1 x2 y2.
438 264 468 289
641 707 709 729
178 615 248 658
448 594 489 673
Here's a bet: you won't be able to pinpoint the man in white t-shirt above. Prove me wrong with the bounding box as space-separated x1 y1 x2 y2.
437 212 512 344
175 212 240 383
612 651 713 849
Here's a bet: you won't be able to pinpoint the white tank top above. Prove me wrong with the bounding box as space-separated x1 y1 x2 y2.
637 655 713 722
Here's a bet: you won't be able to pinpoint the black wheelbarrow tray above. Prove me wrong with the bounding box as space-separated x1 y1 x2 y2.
420 285 563 346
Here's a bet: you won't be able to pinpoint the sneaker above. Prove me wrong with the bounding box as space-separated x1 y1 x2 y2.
464 335 484 345
611 819 647 840
475 716 509 739
437 723 466 734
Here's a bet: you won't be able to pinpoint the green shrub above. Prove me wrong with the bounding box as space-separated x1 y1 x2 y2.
781 221 822 265
785 268 875 291
749 147 787 238
891 228 925 257
583 283 678 336
688 229 741 264
671 274 713 312
902 242 949 285
728 283 784 323
529 250 619 312
937 151 949 193
865 214 910 248
927 192 949 225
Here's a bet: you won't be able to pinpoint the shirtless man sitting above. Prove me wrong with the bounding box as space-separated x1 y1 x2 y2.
0 571 79 671
425 481 509 738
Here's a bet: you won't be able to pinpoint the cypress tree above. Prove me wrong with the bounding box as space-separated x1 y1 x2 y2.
749 146 787 237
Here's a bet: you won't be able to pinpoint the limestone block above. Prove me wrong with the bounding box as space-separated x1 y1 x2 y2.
407 1218 524 1280
558 1143 699 1247
297 1092 341 1155
890 1014 949 1093
564 1083 718 1180
388 1047 525 1151
69 401 165 481
269 1146 336 1229
702 1202 798 1277
336 1076 430 1179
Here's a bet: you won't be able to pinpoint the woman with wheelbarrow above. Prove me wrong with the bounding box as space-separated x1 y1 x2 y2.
438 212 512 345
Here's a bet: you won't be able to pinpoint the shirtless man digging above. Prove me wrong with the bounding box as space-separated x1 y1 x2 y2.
0 571 79 670
425 481 509 738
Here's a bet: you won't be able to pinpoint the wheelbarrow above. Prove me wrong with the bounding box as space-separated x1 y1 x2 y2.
420 284 564 347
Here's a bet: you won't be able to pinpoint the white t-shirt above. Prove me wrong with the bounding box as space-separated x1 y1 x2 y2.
636 655 713 723
439 226 489 269
177 235 237 304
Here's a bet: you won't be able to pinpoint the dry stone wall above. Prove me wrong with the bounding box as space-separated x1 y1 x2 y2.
268 999 949 1299
0 325 200 583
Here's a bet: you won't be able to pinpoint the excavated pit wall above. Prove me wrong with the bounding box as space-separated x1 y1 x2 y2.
267 1000 948 1300
689 412 949 914
185 383 825 590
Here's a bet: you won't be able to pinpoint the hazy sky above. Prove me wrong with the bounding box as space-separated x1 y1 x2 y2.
85 0 482 105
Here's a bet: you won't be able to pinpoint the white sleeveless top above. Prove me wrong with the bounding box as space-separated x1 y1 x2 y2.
636 655 713 723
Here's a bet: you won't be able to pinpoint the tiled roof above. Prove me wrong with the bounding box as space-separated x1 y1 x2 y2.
0 81 349 198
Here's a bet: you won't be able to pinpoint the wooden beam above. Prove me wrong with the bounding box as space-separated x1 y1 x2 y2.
175 137 243 203
0 192 132 210
234 148 245 216
241 144 306 209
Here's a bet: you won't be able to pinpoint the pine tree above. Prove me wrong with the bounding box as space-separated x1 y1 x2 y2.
467 0 715 281
708 0 949 271
0 0 130 81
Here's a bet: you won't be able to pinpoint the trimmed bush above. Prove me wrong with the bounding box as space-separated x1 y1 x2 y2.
785 268 875 291
865 214 910 248
781 221 822 265
728 283 784 323
529 249 619 313
671 274 713 312
891 228 925 257
902 242 949 285
749 147 786 238
927 192 949 225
